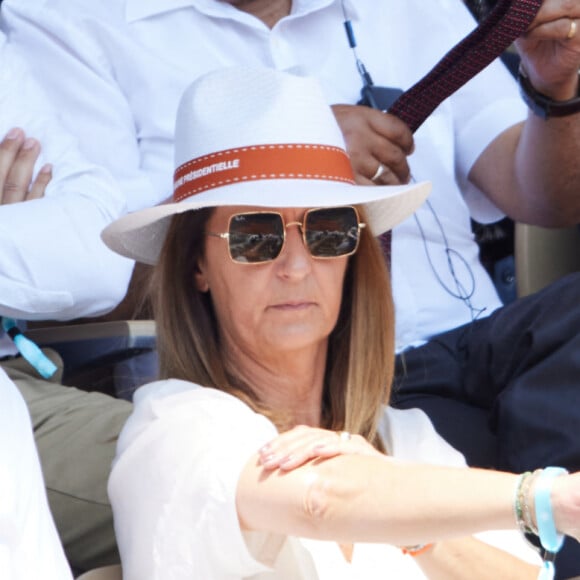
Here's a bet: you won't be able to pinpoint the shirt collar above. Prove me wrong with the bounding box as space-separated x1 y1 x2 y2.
126 0 194 23
126 0 359 24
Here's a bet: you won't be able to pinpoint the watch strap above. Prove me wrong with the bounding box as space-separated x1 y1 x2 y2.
518 67 580 119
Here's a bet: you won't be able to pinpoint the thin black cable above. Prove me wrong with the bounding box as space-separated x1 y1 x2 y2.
413 199 487 323
340 0 374 88
339 4 487 324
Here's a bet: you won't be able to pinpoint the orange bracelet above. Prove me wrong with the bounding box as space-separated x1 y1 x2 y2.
401 543 434 557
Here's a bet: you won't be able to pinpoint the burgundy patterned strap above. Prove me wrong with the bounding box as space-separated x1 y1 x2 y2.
388 0 543 133
379 0 542 266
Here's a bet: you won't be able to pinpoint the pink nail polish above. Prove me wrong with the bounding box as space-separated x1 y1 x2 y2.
5 128 21 140
23 138 37 150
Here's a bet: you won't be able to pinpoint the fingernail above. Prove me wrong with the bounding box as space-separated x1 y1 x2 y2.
279 455 294 467
259 443 271 455
5 128 21 140
40 163 52 174
23 138 37 150
261 454 278 466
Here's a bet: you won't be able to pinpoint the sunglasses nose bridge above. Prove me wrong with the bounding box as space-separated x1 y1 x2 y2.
277 219 312 262
283 220 305 244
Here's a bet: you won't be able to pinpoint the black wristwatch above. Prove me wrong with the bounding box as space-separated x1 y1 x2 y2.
518 67 580 119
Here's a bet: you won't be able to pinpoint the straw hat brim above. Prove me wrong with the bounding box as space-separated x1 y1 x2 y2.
102 178 431 265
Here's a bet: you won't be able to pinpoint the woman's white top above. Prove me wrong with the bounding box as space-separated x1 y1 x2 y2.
0 368 72 580
109 380 540 579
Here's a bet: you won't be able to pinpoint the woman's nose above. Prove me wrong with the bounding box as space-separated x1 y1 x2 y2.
276 224 312 278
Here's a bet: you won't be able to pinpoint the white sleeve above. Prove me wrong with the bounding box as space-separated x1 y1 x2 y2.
0 39 134 319
452 59 528 223
109 380 281 580
0 368 73 580
1 1 165 212
430 0 529 223
380 406 468 466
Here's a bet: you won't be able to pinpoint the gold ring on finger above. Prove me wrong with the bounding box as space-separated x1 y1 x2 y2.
567 19 577 40
371 163 386 182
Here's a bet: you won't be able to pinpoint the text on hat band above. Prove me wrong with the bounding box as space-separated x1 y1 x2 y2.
173 143 355 202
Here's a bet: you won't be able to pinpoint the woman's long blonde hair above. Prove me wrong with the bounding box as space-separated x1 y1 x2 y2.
150 205 395 448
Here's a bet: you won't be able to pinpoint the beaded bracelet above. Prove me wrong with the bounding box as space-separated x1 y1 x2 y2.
400 543 434 557
522 470 542 535
514 471 532 535
514 469 541 536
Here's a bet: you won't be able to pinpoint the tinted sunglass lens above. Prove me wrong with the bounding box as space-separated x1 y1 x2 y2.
228 213 284 263
304 207 360 257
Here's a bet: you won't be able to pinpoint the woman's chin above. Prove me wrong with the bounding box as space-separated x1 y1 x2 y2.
260 326 331 355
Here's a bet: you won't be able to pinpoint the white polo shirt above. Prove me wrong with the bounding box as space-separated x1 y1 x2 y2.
1 0 528 350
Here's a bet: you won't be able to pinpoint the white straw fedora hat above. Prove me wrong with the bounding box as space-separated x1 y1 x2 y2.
102 67 431 265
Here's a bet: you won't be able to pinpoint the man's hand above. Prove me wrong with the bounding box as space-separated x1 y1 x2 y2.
515 0 580 100
331 104 414 186
0 127 52 205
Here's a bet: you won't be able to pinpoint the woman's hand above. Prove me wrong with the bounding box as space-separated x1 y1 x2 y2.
515 0 580 99
0 127 52 205
331 104 414 186
258 424 385 471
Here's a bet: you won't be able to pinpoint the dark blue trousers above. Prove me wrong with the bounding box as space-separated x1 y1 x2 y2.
391 272 580 578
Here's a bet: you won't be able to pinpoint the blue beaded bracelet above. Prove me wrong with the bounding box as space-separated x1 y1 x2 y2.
534 467 568 580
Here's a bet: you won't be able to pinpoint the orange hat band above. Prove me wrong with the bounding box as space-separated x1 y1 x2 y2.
173 144 355 202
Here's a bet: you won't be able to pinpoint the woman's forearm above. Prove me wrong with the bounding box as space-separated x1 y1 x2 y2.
237 453 519 545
